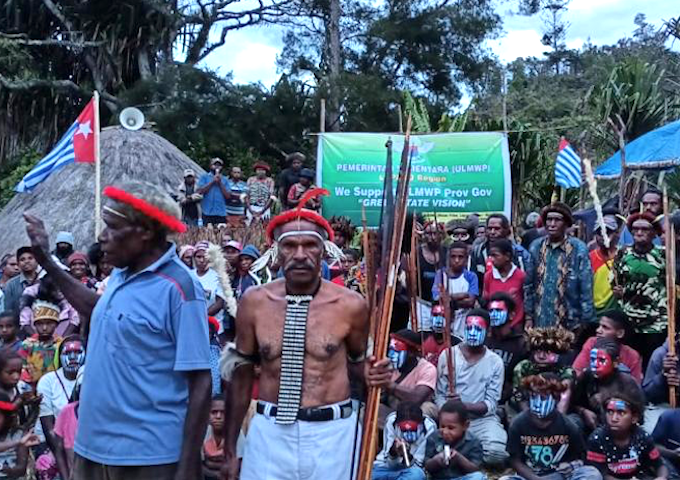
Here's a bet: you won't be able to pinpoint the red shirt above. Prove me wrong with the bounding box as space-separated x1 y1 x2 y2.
482 266 526 328
573 336 643 383
422 335 447 367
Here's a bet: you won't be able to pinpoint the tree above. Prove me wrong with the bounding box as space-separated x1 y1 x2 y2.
278 0 501 130
518 0 571 74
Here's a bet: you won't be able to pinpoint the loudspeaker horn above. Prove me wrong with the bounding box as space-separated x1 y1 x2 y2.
119 107 145 131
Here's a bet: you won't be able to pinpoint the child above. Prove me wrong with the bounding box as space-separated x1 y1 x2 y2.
424 400 485 480
483 239 526 330
587 389 668 480
53 385 79 480
0 391 40 480
203 396 226 479
373 401 437 480
287 168 320 210
18 301 62 385
433 310 507 467
0 349 38 427
503 373 601 480
0 313 21 352
512 327 575 414
572 310 642 383
484 293 527 404
208 317 222 396
572 338 642 432
19 276 78 337
432 243 479 339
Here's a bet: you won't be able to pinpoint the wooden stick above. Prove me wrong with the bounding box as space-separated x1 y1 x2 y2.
357 119 414 480
93 90 102 241
408 215 420 332
664 187 677 407
440 279 456 396
400 441 410 467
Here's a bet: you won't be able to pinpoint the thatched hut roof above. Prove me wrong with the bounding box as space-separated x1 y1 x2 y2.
0 127 206 255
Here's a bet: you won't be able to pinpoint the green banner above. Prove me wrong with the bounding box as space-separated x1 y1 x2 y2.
317 132 511 227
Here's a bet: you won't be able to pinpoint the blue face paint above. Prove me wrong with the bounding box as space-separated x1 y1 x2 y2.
396 420 424 444
489 310 508 327
529 393 557 419
488 301 509 327
432 315 445 333
388 348 407 370
464 316 487 346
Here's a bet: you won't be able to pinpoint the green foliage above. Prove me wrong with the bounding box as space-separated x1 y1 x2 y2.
402 91 431 133
0 148 41 208
589 59 679 149
437 111 468 133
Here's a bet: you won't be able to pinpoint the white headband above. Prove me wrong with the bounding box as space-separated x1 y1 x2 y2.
277 230 326 242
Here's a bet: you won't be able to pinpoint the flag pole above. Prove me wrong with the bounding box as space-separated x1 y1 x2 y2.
94 91 102 242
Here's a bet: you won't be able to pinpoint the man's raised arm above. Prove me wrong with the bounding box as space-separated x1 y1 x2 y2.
24 214 99 324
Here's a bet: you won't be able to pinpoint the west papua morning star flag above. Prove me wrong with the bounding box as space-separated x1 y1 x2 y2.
15 98 97 193
554 138 582 189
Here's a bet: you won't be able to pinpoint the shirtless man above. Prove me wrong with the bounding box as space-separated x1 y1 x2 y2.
222 205 369 480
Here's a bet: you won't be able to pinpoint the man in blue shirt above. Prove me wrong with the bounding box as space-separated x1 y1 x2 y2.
24 181 212 480
198 157 231 226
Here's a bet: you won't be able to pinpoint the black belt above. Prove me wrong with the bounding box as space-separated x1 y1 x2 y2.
256 400 353 422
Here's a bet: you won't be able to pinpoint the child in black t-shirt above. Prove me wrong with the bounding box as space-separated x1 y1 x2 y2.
587 388 668 480
502 372 602 480
424 400 485 480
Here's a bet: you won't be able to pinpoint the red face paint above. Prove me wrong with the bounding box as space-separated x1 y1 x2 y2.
390 338 409 352
590 348 614 378
465 315 488 330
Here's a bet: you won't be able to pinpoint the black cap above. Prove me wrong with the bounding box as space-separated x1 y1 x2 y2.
299 168 315 180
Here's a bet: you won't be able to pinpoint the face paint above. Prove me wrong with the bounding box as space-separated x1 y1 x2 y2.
464 315 487 346
60 342 85 375
431 305 445 333
529 392 557 419
590 348 614 378
388 338 409 370
488 301 509 327
396 419 424 444
607 399 628 412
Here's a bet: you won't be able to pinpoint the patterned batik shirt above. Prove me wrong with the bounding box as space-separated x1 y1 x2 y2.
613 246 667 334
246 177 275 207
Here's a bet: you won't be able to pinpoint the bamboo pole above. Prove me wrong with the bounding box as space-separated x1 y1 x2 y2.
440 279 456 396
320 99 326 133
408 213 420 332
357 119 413 480
664 187 677 407
93 90 101 241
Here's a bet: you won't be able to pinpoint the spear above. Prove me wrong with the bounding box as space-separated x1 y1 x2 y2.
357 118 413 480
664 187 677 408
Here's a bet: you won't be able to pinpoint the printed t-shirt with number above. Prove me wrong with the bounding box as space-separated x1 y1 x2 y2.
507 410 585 476
587 425 662 478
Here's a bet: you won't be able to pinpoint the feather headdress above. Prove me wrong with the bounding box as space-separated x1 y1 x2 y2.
206 242 237 318
526 327 574 353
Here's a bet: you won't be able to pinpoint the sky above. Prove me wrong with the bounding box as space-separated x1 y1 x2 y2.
203 0 677 87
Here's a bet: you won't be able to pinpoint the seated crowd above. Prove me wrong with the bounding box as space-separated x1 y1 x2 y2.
0 170 678 480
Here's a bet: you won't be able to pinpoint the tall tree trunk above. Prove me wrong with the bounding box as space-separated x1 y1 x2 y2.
326 0 342 132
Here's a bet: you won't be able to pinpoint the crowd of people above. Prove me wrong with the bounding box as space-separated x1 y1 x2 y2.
0 153 677 480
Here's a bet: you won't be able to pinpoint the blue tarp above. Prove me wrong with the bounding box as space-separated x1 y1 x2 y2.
595 119 680 179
